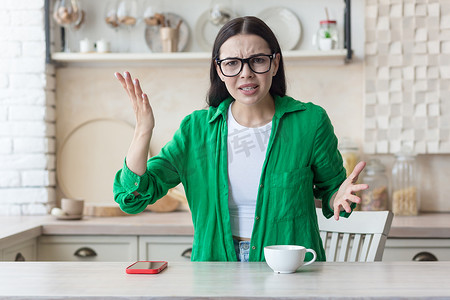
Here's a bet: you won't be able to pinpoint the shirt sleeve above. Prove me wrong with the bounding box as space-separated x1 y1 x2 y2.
113 116 191 214
310 106 353 219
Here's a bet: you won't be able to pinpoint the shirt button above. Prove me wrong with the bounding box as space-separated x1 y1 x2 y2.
259 184 264 188
134 182 138 186
252 246 256 250
255 216 260 220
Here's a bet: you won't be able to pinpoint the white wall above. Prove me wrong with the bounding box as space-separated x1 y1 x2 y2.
0 0 56 215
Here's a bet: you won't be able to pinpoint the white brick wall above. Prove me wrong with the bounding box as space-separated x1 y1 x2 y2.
0 0 56 215
364 0 450 154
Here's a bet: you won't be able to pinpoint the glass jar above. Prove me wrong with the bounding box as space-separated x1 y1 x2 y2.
391 153 420 216
338 137 359 177
316 20 339 50
361 158 389 211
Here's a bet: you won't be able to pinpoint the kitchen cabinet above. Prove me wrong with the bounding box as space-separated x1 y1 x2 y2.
383 238 450 262
37 235 138 261
1 238 37 261
36 234 194 262
138 236 193 261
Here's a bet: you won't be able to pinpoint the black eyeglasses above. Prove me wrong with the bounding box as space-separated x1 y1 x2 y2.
216 53 276 77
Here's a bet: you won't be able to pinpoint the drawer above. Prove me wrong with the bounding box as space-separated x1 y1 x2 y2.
383 238 450 261
37 235 138 262
2 238 37 261
139 236 193 262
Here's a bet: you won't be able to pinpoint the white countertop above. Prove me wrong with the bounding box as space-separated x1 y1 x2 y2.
0 261 449 299
0 211 194 246
1 211 450 248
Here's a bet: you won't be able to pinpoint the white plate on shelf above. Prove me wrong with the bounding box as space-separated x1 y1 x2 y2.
257 7 302 50
195 10 224 52
145 12 190 52
57 119 135 204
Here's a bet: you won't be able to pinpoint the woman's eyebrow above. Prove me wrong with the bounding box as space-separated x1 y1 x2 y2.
221 52 270 59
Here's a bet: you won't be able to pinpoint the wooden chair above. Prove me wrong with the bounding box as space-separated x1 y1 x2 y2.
316 208 394 262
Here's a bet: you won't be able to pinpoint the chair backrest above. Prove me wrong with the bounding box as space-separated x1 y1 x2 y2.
316 208 393 262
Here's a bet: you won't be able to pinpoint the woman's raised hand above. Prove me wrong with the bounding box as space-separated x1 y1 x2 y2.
332 161 369 220
115 71 154 135
115 71 154 176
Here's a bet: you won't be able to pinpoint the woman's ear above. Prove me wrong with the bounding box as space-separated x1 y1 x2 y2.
272 53 281 76
216 66 225 82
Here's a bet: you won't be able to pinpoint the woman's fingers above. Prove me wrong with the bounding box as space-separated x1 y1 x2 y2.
142 93 151 110
133 78 144 105
123 72 137 99
115 71 147 110
114 72 125 85
115 72 130 96
348 161 366 183
351 183 369 193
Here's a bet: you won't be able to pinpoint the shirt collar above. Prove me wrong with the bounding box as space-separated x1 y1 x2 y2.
207 95 306 123
208 97 234 123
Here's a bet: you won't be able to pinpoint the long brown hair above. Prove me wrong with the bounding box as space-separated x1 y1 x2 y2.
207 16 286 107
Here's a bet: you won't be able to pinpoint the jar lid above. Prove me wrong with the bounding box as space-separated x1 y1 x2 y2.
365 158 386 174
394 146 416 159
320 20 337 24
338 137 358 151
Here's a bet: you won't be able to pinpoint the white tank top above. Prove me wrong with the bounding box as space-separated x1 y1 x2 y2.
227 104 272 239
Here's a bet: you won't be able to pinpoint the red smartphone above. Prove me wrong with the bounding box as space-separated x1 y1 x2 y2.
125 261 168 274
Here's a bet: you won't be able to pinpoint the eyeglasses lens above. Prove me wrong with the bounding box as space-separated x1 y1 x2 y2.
220 55 272 77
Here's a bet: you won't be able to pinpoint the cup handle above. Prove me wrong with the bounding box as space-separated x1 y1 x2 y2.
303 248 317 266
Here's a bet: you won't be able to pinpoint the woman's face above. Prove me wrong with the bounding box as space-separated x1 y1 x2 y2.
216 34 280 108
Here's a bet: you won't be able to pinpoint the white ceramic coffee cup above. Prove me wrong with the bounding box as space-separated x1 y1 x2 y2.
79 38 93 53
61 198 84 216
96 39 110 53
264 245 317 274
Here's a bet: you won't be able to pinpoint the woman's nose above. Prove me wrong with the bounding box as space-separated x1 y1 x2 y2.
240 62 254 78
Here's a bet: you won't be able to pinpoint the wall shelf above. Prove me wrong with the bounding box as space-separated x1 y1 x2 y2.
51 49 350 66
45 0 353 65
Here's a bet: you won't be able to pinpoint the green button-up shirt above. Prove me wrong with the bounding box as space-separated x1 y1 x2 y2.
114 95 350 262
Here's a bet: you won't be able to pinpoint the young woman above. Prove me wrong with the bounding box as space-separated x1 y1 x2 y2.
113 16 368 262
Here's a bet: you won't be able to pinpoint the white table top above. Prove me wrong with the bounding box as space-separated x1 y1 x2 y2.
0 261 449 299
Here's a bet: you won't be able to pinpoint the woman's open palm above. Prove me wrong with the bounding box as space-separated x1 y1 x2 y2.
115 71 154 134
333 161 369 220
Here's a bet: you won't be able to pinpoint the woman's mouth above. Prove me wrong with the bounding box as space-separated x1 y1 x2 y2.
239 84 259 95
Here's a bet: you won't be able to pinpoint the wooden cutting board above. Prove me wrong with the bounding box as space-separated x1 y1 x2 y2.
84 203 129 217
84 189 186 216
146 188 185 213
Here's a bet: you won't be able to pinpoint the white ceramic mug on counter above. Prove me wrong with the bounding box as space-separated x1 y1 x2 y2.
264 245 317 274
61 198 84 216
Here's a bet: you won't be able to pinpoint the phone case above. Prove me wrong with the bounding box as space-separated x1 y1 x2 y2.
126 261 168 274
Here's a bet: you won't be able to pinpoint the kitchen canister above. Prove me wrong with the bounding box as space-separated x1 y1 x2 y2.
361 158 389 211
338 137 361 210
338 137 359 177
391 152 420 216
315 20 339 50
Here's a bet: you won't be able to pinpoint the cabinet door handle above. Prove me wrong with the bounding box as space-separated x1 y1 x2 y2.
15 252 25 261
412 251 438 261
181 247 192 259
74 247 97 258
